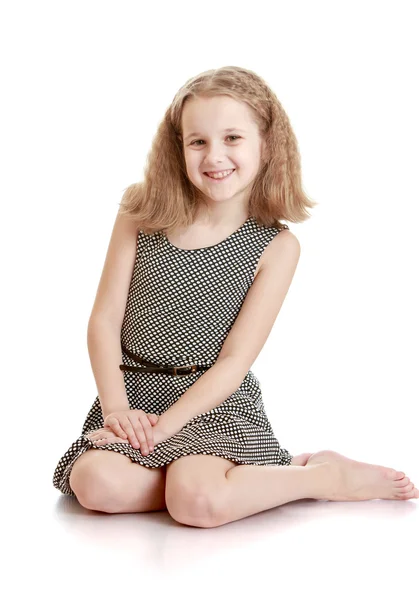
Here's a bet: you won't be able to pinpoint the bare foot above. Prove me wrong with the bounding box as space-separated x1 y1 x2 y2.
306 450 419 502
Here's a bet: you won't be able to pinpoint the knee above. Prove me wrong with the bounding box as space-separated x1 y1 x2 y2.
69 453 121 513
165 484 222 528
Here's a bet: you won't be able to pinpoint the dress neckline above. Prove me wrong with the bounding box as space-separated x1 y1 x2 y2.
161 216 253 252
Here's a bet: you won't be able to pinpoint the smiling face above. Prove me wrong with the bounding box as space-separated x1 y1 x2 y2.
180 95 266 210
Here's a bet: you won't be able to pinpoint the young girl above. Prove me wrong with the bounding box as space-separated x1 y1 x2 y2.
53 66 418 527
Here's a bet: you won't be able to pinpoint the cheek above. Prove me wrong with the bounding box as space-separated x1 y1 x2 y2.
241 153 262 176
184 155 200 175
231 149 254 169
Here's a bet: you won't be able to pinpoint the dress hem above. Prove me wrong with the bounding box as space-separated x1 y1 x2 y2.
53 433 294 497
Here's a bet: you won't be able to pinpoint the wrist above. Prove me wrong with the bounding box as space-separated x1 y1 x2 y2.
101 403 130 420
155 415 178 438
152 422 172 445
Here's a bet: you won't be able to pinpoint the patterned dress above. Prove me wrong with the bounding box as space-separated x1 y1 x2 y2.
53 216 293 496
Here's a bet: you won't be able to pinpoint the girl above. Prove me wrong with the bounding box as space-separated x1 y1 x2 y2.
53 66 418 528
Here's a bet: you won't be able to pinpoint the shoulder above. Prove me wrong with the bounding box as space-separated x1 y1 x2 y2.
259 228 300 274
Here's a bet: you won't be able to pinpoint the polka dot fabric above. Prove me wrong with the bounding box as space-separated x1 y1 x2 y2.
53 216 293 496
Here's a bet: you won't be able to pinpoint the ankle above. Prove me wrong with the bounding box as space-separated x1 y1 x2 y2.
308 462 337 501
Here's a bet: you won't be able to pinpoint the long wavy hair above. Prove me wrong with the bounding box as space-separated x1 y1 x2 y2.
118 65 318 234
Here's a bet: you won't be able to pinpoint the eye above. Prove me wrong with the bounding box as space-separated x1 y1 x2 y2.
190 135 241 146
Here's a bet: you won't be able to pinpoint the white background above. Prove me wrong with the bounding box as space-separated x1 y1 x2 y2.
1 1 418 598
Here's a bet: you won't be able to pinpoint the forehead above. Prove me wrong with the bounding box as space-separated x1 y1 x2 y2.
181 95 256 133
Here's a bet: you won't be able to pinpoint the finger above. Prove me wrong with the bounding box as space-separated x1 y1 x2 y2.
94 435 130 446
110 423 127 439
88 430 107 442
148 413 159 425
138 413 154 454
121 417 143 450
105 416 128 439
89 428 114 440
129 414 150 455
87 428 110 440
88 427 106 436
133 413 152 454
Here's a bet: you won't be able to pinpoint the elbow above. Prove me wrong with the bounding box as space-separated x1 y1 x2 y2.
216 355 250 386
88 314 122 331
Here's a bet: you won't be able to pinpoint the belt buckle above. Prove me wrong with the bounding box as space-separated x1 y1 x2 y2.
172 364 198 376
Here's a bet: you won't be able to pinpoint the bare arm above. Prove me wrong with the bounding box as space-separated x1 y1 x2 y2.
87 318 130 418
157 356 244 436
87 209 139 418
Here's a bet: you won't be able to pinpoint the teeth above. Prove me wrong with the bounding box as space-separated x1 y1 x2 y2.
206 169 234 179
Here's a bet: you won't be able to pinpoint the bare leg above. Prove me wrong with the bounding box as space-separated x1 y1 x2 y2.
70 447 167 514
217 462 333 525
215 450 419 526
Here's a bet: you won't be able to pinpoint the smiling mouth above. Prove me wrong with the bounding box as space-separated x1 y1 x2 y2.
204 169 235 180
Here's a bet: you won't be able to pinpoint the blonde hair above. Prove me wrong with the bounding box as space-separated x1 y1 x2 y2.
118 65 318 234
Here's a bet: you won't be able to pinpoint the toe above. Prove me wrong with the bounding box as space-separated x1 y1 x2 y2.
395 482 414 496
391 470 405 480
394 476 410 487
396 489 416 500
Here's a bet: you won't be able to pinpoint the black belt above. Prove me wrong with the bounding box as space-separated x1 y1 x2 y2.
119 344 209 377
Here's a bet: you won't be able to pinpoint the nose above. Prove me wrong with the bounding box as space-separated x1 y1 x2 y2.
202 141 226 165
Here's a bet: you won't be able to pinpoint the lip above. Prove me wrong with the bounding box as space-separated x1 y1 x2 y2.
204 170 235 183
204 168 235 175
204 168 236 177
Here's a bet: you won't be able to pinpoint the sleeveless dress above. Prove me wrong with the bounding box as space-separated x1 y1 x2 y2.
53 216 294 496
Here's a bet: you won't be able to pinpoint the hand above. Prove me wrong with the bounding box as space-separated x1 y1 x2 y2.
87 419 173 456
103 409 159 455
87 428 130 447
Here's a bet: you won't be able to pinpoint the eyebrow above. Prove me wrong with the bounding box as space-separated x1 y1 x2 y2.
183 128 247 141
